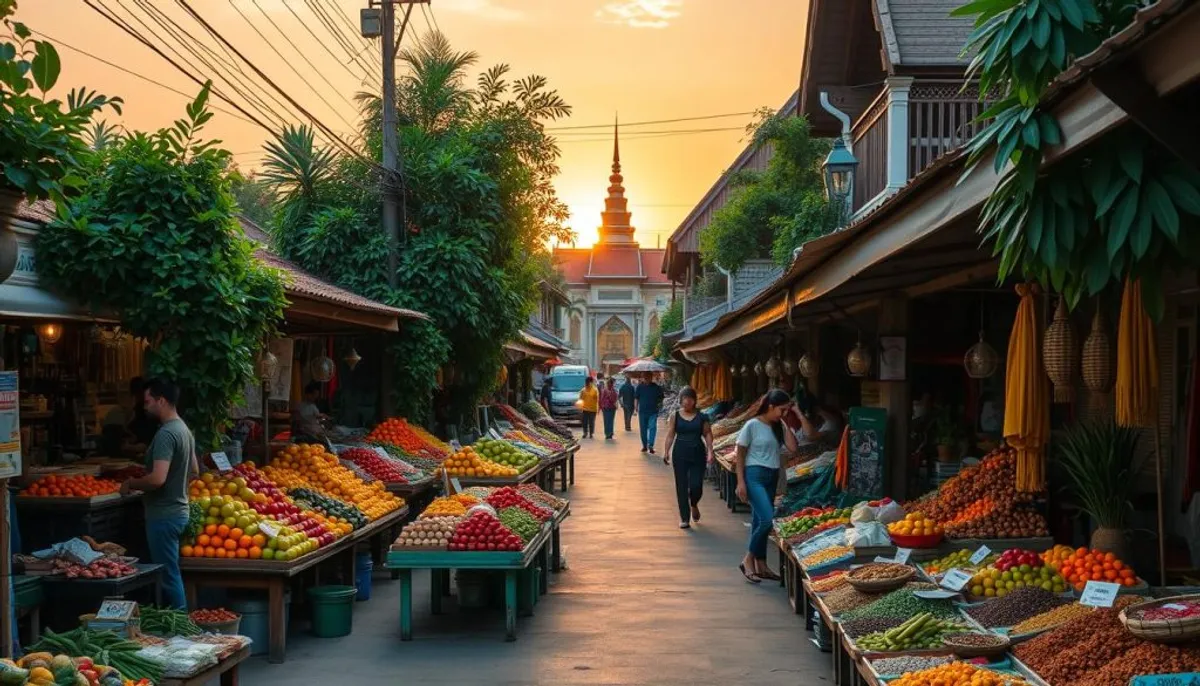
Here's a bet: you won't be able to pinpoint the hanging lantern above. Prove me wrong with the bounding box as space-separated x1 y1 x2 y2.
310 355 336 382
256 350 279 381
782 358 796 377
740 363 749 376
1082 308 1114 392
729 363 739 378
1042 296 1077 403
753 361 764 377
846 341 871 378
36 322 62 345
765 355 781 379
797 353 817 379
343 347 362 371
964 333 1000 379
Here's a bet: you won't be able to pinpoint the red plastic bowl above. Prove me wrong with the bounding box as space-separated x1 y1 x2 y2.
888 532 944 549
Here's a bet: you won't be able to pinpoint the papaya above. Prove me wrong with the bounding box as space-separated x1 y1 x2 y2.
28 665 56 685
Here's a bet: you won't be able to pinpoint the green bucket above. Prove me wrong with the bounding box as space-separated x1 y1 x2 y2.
308 585 357 638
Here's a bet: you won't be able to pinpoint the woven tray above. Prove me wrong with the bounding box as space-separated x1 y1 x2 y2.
941 632 1012 658
846 563 915 593
1120 594 1200 643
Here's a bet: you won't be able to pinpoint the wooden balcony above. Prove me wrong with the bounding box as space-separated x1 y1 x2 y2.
909 81 991 177
851 90 889 211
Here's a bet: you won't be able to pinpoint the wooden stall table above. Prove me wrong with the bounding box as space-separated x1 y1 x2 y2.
566 443 579 486
161 646 249 686
386 515 559 642
40 562 163 606
386 477 439 513
181 535 356 664
350 506 409 569
458 464 544 489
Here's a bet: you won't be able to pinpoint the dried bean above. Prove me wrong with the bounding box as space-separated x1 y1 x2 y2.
823 585 882 614
1010 602 1094 635
841 616 905 638
965 587 1071 628
849 562 912 581
841 584 959 622
943 632 1008 647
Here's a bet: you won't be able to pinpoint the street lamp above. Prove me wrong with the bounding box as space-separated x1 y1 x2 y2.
823 137 858 221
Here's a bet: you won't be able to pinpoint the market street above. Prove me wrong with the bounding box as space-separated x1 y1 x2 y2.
241 426 830 685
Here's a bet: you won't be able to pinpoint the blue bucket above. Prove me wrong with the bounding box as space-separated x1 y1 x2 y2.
355 551 373 602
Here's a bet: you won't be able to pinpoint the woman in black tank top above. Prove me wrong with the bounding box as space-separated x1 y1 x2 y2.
662 386 715 529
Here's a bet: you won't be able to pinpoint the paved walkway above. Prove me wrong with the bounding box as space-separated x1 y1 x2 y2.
242 426 831 685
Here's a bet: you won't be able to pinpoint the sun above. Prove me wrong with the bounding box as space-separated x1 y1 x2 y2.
556 189 602 249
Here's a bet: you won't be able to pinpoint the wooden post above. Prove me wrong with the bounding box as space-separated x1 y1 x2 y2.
877 296 910 500
1 478 11 658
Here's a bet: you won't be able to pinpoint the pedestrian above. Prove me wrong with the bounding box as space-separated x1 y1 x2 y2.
119 378 199 609
619 377 636 432
578 376 599 439
734 388 797 583
599 377 619 440
636 373 665 454
662 386 714 529
539 373 553 412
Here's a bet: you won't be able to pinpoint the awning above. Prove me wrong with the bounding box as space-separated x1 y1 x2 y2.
678 0 1200 356
504 330 567 362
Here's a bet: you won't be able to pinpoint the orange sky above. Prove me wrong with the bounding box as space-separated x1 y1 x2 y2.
16 0 809 250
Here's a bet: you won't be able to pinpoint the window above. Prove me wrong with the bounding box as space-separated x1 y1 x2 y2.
648 311 660 332
597 289 633 302
655 296 667 308
569 315 582 347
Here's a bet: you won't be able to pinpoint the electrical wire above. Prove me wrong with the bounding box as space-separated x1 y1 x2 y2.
546 111 758 131
250 0 362 112
421 3 440 34
319 0 376 54
553 125 746 137
304 0 376 77
281 0 374 86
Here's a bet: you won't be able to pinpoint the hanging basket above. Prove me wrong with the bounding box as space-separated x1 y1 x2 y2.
1042 296 1076 403
1082 308 1114 393
765 355 781 379
964 334 999 379
846 342 872 378
797 353 817 379
310 356 336 382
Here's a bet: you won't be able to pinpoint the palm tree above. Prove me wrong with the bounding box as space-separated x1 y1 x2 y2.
356 31 478 138
259 124 338 253
84 120 123 151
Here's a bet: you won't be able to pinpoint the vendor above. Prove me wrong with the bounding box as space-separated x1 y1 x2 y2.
100 377 159 457
791 398 843 448
292 381 328 443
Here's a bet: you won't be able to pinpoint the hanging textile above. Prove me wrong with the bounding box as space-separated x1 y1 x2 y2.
834 425 850 490
1115 278 1159 428
1003 284 1050 492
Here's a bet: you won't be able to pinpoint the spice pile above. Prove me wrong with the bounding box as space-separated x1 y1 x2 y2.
1072 642 1200 686
841 584 960 622
904 448 1048 539
891 662 1030 686
869 655 954 675
1010 603 1093 635
964 587 1071 628
1014 597 1141 684
822 585 880 614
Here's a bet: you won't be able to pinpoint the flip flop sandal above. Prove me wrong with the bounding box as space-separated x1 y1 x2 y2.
758 569 782 581
739 563 762 584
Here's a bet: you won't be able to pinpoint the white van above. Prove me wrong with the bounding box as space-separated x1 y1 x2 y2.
546 365 591 421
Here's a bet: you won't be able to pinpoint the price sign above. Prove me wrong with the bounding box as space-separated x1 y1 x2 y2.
1163 603 1189 611
487 428 503 440
873 556 896 563
940 568 973 592
210 452 232 472
893 548 912 564
450 439 463 451
450 478 463 494
914 589 959 600
95 599 137 621
1130 674 1200 686
373 446 391 460
969 545 992 565
1079 580 1121 608
497 421 513 432
257 520 280 538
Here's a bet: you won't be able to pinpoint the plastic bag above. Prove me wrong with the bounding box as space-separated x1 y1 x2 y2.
795 525 847 559
846 521 890 547
875 500 906 525
137 638 221 678
851 501 876 524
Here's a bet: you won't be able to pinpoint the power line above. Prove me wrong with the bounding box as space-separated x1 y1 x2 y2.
554 125 745 137
421 3 440 34
250 0 361 111
304 0 376 78
546 111 757 131
281 0 374 86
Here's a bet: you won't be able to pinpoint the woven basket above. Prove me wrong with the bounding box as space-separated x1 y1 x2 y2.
1119 595 1200 643
1043 296 1077 403
846 564 915 593
941 632 1011 658
196 616 241 635
1082 308 1114 393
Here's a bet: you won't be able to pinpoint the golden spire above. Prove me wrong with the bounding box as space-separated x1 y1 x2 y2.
599 113 635 244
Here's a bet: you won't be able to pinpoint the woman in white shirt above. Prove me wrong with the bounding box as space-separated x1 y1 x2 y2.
735 389 798 583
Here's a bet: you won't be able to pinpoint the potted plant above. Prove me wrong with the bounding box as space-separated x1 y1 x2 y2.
0 2 121 215
932 407 961 462
1055 420 1142 559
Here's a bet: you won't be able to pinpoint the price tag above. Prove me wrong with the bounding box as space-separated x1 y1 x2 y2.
210 452 232 472
968 545 992 565
893 548 912 564
873 556 895 563
488 428 503 440
1079 580 1121 608
95 599 137 620
914 589 959 600
940 568 973 592
1130 674 1200 686
450 478 463 494
450 439 463 451
1163 603 1189 611
257 520 280 538
372 446 391 460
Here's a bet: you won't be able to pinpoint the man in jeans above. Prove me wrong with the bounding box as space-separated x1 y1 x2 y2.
120 379 198 609
635 374 664 454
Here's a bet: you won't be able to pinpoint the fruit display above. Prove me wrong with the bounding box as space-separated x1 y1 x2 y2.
518 400 548 420
905 447 1050 539
29 629 164 684
992 548 1044 572
420 497 469 518
442 447 519 479
841 585 961 622
0 652 126 686
534 416 575 441
517 483 568 511
967 562 1067 599
854 613 973 651
1010 602 1095 635
288 488 368 530
391 516 461 549
263 444 404 520
775 506 851 539
485 487 552 521
339 446 419 483
890 663 1030 686
59 558 137 580
887 512 943 537
1050 547 1140 591
922 548 998 577
964 587 1072 628
497 507 541 543
367 418 452 459
472 438 540 473
20 474 121 498
1041 544 1074 569
448 511 524 552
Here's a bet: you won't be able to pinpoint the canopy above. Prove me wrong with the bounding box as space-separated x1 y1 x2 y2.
621 359 669 374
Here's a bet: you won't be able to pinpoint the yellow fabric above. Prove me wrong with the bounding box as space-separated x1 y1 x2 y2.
1115 278 1159 428
694 364 713 407
1003 283 1050 493
577 385 599 413
713 357 733 402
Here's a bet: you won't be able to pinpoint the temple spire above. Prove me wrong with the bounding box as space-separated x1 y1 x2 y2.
613 114 620 167
598 112 635 244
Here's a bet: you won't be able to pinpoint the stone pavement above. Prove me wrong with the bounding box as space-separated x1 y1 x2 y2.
241 426 832 685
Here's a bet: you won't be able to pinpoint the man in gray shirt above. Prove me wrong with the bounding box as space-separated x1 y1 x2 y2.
120 378 198 609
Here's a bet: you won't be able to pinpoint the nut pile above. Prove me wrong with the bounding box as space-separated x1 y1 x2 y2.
801 544 853 569
1010 602 1094 635
391 516 461 549
822 585 883 614
965 587 1071 628
841 616 905 638
849 562 912 581
1014 597 1141 684
942 632 1008 647
810 571 848 593
1064 642 1200 686
869 655 954 675
841 584 960 622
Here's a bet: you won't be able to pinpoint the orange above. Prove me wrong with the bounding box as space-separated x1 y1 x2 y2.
180 545 194 557
204 524 218 536
217 524 231 537
203 546 215 557
224 539 238 551
197 534 211 547
249 546 262 559
230 528 244 541
210 536 224 549
214 548 227 558
235 549 249 559
239 535 252 549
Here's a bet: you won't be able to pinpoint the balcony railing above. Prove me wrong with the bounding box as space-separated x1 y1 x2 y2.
851 90 889 212
909 82 991 177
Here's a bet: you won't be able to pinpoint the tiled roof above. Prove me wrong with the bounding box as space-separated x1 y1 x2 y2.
14 199 55 224
553 249 591 284
588 246 644 278
640 249 670 284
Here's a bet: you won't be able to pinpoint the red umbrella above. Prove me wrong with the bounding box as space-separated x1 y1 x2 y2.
544 358 563 367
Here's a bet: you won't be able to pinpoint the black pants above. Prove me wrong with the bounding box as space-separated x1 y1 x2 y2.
673 453 706 522
581 411 596 437
622 405 634 431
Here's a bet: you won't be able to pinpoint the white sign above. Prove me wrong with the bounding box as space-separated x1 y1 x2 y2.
914 589 959 600
873 556 896 564
0 372 20 478
893 548 912 564
1163 603 1189 611
95 599 137 620
450 439 463 451
373 446 392 460
210 452 232 472
257 520 280 538
450 478 463 493
969 545 992 565
1079 580 1121 608
940 568 973 592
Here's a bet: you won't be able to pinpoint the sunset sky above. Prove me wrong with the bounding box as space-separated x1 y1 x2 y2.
15 0 809 249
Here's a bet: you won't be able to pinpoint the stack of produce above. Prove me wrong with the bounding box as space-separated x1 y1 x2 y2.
29 629 164 684
367 418 452 460
392 516 461 549
809 570 848 593
775 506 851 541
339 446 422 483
964 587 1072 628
517 484 568 511
854 613 973 651
472 438 540 473
189 608 239 626
1010 602 1094 635
448 510 525 552
486 487 552 521
1015 597 1148 685
823 585 884 614
1048 547 1140 591
419 496 470 518
967 553 1068 599
841 585 960 622
263 444 405 520
289 488 369 530
890 663 1030 686
497 507 542 543
140 607 202 637
887 511 944 538
494 404 532 427
58 558 137 580
20 474 121 498
905 447 1049 539
533 416 575 441
518 400 548 420
442 446 519 478
922 548 997 577
1073 642 1200 686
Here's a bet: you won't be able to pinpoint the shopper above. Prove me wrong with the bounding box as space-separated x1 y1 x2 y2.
599 378 619 440
539 374 553 412
619 377 636 432
662 386 714 529
636 374 665 454
119 378 199 609
792 399 843 447
734 388 797 583
578 376 599 439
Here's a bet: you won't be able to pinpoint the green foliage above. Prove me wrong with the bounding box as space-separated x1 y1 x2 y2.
958 0 1200 317
35 85 287 446
698 113 835 271
1054 420 1141 528
227 169 276 228
642 298 683 361
0 4 122 201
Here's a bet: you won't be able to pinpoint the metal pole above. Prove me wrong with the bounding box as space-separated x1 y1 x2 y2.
381 0 402 289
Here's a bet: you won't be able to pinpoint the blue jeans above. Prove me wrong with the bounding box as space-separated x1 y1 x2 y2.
744 466 779 559
147 514 190 609
638 411 659 450
601 408 616 438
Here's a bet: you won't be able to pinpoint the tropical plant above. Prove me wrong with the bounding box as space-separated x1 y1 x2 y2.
0 3 122 201
642 298 683 360
956 0 1200 318
227 168 277 228
1054 420 1142 528
35 84 287 446
84 120 123 151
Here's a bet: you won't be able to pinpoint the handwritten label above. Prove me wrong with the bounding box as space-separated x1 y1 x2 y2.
257 520 280 539
893 548 912 564
210 452 232 472
914 589 960 600
1079 580 1121 608
1163 603 1189 611
450 439 463 451
450 478 462 493
940 568 973 592
1130 674 1200 686
95 600 137 621
969 545 992 565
